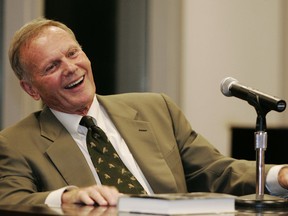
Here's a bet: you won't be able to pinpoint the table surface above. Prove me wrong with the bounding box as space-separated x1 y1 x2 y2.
1 204 288 216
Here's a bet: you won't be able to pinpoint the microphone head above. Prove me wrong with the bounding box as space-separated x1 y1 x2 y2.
220 77 238 96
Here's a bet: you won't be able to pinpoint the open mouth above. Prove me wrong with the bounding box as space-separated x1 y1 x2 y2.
65 76 84 89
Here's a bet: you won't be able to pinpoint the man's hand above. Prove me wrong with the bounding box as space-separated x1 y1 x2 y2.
278 166 288 189
61 185 121 206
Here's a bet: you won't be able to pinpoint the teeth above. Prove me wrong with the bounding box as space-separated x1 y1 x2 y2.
66 76 84 88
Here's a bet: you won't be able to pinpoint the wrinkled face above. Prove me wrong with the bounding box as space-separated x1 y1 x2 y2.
20 26 96 115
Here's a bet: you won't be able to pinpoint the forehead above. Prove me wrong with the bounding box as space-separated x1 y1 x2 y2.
20 26 76 60
21 26 78 70
31 26 75 46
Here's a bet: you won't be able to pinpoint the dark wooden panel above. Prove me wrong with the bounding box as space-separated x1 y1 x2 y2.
45 0 117 95
231 127 288 164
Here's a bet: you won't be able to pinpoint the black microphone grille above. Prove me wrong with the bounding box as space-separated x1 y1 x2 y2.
220 77 238 97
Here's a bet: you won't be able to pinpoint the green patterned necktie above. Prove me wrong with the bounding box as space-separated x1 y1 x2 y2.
80 116 146 194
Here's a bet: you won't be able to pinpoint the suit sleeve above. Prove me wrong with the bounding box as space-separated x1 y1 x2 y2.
160 93 273 195
0 134 50 204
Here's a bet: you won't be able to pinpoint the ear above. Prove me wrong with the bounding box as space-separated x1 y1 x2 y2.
20 80 41 100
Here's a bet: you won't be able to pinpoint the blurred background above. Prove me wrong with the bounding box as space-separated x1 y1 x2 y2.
1 0 288 161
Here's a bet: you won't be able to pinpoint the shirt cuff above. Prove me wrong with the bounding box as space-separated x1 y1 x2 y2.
266 165 288 197
44 186 78 207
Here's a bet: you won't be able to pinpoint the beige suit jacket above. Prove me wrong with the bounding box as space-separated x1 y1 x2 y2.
0 93 271 204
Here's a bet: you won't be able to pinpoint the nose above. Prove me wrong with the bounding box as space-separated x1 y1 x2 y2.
62 58 77 76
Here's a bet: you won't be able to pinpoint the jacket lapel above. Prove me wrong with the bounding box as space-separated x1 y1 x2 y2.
97 95 178 193
39 107 96 187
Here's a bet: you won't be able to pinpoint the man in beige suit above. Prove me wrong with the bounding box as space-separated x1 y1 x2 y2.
0 18 288 206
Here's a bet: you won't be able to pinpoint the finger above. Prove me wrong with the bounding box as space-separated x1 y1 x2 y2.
94 185 120 206
87 189 108 206
75 190 96 205
62 188 95 205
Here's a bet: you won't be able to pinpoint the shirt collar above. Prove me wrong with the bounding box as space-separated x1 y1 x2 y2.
50 95 99 136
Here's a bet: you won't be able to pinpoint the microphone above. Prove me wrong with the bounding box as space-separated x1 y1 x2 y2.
220 77 286 112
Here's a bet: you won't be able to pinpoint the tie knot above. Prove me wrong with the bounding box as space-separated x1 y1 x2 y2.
80 116 96 129
80 116 107 140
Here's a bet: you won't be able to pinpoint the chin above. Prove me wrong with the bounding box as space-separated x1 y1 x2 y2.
79 97 93 107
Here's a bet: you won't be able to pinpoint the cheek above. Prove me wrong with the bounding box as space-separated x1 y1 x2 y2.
79 54 92 72
33 76 61 94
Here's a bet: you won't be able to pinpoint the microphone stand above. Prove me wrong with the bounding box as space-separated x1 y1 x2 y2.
235 94 288 210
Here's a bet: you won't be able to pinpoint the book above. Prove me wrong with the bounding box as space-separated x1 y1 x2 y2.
117 192 236 215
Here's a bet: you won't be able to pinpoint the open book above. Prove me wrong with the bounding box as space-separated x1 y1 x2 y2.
118 192 236 215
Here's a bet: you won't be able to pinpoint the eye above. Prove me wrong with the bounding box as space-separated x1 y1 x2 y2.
67 48 80 58
44 61 59 74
